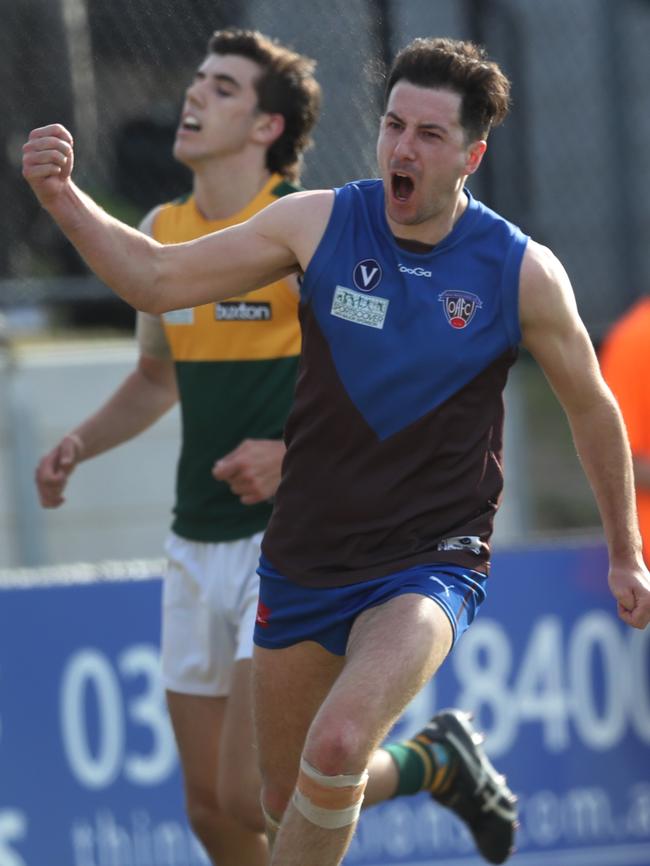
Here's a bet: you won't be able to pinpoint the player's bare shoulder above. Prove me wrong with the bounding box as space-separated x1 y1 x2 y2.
520 239 566 294
253 189 335 275
519 238 577 333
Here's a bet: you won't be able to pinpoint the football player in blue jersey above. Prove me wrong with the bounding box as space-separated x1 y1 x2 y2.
23 35 650 866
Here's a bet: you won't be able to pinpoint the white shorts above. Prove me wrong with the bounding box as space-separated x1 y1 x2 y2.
161 530 263 697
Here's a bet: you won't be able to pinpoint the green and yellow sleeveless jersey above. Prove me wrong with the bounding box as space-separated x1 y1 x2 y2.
153 174 300 542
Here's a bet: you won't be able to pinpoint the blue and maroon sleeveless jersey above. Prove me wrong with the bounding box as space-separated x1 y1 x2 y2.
262 179 529 587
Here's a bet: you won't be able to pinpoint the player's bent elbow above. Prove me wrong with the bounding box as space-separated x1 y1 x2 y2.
138 295 171 315
125 288 166 316
142 247 196 314
132 269 177 315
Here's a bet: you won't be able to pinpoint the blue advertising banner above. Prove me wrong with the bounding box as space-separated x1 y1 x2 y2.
1 542 649 866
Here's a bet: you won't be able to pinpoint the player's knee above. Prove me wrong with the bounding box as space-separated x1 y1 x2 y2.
292 757 369 829
217 758 266 833
184 786 221 843
221 785 266 834
305 717 367 776
260 780 293 822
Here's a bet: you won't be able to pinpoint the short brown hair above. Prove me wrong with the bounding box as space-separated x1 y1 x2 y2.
208 28 321 182
385 37 511 141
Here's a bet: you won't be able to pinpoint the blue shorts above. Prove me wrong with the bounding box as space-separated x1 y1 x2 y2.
254 556 487 655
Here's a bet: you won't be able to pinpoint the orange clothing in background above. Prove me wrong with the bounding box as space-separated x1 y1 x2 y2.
600 297 650 565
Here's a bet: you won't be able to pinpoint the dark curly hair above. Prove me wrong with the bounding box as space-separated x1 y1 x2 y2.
208 28 321 182
385 37 511 141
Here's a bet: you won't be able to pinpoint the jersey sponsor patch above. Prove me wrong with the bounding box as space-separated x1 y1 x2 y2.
353 258 382 292
438 290 483 329
163 308 194 325
215 301 272 321
330 285 389 329
437 535 483 556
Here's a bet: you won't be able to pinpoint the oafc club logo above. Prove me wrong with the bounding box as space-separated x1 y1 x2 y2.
438 289 483 329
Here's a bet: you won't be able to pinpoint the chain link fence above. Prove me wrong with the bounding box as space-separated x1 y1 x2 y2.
3 0 649 556
2 0 649 334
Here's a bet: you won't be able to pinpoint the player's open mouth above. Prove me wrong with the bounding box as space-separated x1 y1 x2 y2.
180 114 202 132
391 172 414 202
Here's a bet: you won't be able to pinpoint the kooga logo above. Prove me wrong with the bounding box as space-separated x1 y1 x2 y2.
398 264 432 278
215 302 272 321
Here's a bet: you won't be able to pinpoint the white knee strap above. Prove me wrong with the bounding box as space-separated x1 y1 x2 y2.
293 757 369 830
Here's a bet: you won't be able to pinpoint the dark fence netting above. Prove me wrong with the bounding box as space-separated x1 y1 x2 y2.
2 0 649 334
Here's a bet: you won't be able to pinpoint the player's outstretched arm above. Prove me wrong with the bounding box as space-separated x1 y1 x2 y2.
33 207 180 509
22 124 329 314
520 240 650 629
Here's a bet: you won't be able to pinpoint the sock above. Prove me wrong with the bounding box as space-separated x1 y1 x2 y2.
384 736 456 797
